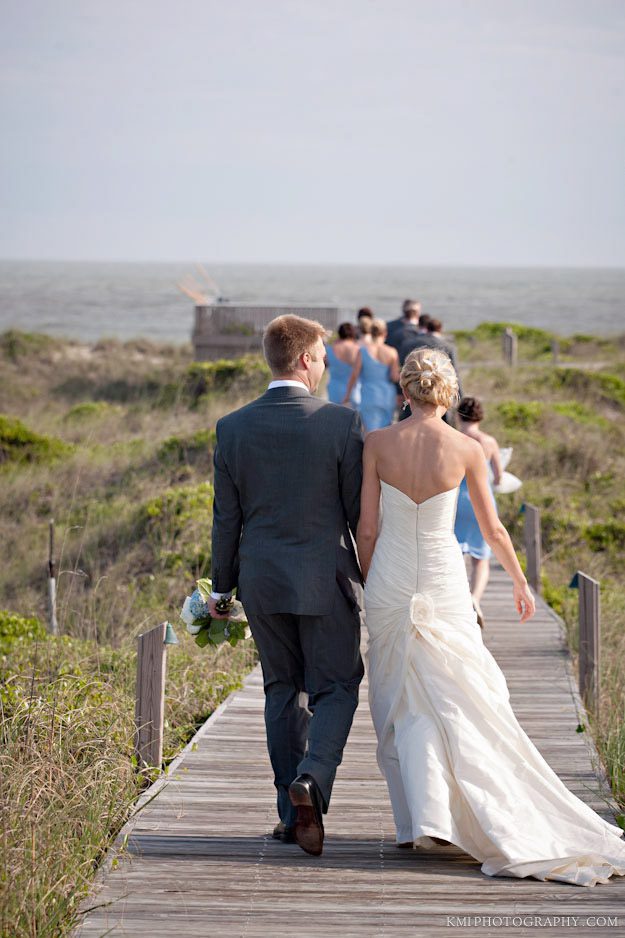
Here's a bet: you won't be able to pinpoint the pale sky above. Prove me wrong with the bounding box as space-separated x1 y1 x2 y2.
1 0 624 266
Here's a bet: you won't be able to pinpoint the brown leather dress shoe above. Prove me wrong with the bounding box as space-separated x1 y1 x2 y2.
288 774 324 856
272 821 296 843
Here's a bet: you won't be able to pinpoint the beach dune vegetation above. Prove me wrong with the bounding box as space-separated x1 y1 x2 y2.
0 414 73 465
0 325 623 935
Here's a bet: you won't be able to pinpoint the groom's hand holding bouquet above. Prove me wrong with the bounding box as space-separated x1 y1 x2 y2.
180 577 251 648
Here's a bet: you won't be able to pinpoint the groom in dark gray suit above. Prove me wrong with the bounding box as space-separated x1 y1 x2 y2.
209 314 365 856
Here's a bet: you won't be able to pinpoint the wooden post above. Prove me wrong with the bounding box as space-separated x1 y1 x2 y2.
502 327 518 366
135 622 168 770
551 338 560 365
523 504 541 594
578 572 600 715
47 519 59 635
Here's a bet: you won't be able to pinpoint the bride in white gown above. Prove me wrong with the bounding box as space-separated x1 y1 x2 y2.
357 348 625 887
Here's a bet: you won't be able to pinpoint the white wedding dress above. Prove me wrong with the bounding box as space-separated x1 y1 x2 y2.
365 481 625 887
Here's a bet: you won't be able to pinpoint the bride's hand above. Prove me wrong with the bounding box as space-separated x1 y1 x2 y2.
514 581 536 623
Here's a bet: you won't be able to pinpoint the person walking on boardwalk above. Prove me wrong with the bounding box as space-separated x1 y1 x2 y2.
209 314 365 857
385 299 421 355
343 318 399 430
358 348 625 886
324 321 361 408
398 315 461 425
454 396 503 628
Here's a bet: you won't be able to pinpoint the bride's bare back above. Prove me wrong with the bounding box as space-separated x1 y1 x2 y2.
368 415 473 505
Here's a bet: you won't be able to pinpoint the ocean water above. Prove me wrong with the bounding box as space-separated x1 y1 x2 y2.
0 260 623 343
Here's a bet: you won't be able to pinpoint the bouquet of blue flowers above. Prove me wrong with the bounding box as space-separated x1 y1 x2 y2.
180 577 250 648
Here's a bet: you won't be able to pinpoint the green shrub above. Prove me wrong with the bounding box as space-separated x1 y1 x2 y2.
551 402 608 427
540 576 570 620
0 329 59 362
157 428 217 466
473 321 552 342
549 368 625 410
0 414 72 465
64 401 122 422
0 610 47 652
496 400 544 430
184 357 270 404
53 374 180 407
139 481 214 573
473 322 555 357
584 521 625 553
540 510 584 552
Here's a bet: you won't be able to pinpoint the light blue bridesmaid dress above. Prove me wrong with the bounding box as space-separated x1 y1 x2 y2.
454 476 497 559
359 346 396 431
325 344 361 407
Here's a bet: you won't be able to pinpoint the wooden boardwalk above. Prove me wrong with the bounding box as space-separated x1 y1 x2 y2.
77 566 625 937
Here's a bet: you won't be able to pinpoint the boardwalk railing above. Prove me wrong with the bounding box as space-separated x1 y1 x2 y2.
522 503 600 715
502 328 561 366
502 327 518 366
574 571 601 717
523 503 542 594
134 622 178 770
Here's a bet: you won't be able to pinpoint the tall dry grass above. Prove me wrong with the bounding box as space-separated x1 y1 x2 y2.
1 333 267 936
1 623 256 937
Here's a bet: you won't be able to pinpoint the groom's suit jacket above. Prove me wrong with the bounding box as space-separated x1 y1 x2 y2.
211 385 364 617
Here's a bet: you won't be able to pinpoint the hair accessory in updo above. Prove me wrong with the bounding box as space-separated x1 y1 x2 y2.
400 348 459 410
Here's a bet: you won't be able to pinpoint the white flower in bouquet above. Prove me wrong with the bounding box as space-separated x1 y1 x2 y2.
180 596 202 633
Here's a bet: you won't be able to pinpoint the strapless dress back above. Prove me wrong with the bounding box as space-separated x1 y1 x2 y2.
365 481 625 886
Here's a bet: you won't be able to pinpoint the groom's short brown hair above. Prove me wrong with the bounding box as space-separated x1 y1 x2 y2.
263 315 327 376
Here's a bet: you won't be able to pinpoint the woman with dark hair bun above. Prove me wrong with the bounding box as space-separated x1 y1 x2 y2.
338 322 356 340
325 322 361 406
454 396 502 627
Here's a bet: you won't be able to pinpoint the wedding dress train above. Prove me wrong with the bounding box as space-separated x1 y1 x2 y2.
365 481 625 887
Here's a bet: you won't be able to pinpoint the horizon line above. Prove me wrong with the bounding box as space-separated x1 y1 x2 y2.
1 256 625 272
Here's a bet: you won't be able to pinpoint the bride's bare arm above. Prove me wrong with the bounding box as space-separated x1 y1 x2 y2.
465 442 536 623
356 434 381 580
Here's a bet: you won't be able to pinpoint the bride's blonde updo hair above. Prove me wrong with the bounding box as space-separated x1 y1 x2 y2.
400 348 459 410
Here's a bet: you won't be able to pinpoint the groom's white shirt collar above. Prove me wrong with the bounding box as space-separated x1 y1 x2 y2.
267 379 309 392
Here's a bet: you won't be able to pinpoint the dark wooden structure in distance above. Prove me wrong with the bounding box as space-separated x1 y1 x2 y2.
193 303 340 361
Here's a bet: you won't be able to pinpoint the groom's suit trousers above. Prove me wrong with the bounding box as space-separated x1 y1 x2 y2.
248 581 364 827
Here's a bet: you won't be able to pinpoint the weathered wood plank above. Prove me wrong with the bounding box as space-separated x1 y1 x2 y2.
135 622 167 768
523 503 542 593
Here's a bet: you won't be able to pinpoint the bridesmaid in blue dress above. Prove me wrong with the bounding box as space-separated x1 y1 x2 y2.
325 322 361 407
344 319 399 430
454 396 503 628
